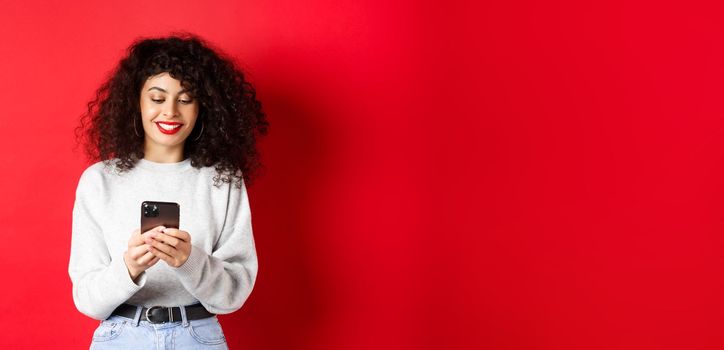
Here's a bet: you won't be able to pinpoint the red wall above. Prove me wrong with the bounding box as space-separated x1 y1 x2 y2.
1 1 723 349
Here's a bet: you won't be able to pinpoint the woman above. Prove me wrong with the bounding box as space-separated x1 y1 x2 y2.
68 32 268 349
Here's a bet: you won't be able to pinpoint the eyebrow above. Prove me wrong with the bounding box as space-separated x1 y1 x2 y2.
147 86 191 94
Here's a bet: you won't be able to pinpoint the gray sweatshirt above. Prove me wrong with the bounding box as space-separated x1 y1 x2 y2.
68 157 258 320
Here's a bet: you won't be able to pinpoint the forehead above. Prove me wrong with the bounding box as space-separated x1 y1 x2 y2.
142 72 190 93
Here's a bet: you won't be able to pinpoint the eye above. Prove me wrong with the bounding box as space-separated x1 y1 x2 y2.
151 98 164 104
180 99 193 104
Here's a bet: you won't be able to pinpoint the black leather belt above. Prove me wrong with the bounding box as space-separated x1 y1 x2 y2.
111 303 215 324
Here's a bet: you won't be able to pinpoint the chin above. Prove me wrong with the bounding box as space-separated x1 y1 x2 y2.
150 136 188 147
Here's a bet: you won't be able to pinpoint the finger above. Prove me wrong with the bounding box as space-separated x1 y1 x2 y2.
137 251 157 265
128 229 145 246
141 225 166 236
146 236 176 257
128 244 152 260
151 232 181 247
149 256 161 265
149 245 174 264
161 228 190 242
133 226 165 246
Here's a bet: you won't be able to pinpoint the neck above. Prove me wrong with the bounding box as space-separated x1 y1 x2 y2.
143 141 185 163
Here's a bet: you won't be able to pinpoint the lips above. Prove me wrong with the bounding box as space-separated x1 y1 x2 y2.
155 121 183 135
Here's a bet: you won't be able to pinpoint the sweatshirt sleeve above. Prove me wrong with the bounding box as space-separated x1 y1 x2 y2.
68 167 147 320
169 177 259 315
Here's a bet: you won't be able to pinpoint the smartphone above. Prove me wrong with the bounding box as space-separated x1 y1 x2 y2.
140 201 180 233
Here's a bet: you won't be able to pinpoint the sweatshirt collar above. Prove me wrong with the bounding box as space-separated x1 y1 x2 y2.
136 157 193 172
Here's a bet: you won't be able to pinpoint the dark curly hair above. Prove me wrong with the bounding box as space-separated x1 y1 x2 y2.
74 32 268 188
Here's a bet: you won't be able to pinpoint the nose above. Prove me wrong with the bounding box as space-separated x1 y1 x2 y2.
163 101 179 118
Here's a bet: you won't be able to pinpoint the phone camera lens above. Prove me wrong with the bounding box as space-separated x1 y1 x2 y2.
143 203 160 217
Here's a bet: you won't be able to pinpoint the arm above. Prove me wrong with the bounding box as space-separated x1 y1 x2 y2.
169 178 259 314
67 169 146 320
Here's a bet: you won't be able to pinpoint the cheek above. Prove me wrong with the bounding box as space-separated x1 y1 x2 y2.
184 106 200 125
139 103 158 121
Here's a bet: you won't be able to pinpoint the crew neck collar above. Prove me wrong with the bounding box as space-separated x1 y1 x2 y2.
136 157 193 172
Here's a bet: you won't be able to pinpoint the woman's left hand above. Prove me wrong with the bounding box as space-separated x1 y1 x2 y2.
145 227 192 268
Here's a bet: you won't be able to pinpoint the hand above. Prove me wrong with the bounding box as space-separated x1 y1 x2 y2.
124 226 163 281
145 227 192 268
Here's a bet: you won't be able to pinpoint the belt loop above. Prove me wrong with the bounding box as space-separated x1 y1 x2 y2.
132 305 143 327
180 305 189 327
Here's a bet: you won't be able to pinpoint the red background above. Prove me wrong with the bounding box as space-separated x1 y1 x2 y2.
1 0 723 349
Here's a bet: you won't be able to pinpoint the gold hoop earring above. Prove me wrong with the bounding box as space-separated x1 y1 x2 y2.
193 121 205 141
133 117 142 137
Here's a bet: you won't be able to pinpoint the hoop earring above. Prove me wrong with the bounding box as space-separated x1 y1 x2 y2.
193 121 205 141
133 117 142 137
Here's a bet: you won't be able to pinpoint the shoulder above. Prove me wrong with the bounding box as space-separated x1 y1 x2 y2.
81 159 121 177
191 163 242 189
76 159 124 190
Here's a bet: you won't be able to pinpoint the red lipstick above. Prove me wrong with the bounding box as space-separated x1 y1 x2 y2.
155 121 183 135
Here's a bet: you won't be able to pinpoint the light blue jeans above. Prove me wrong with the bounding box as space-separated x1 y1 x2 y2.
89 304 228 349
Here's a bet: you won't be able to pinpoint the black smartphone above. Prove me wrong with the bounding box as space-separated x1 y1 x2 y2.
140 201 180 233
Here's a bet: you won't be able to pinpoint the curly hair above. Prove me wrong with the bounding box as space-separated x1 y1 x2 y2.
74 32 268 188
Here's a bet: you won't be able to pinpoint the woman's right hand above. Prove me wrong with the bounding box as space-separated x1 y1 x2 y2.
123 226 164 282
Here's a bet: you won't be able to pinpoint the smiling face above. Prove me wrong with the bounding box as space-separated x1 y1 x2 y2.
139 72 199 158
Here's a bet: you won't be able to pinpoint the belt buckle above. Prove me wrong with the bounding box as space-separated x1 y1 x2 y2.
145 306 173 324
